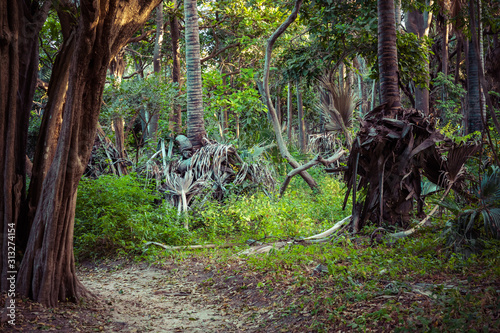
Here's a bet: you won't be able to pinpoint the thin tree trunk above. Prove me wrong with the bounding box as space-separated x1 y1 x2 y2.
113 115 128 176
287 82 292 141
149 3 164 145
184 0 207 150
406 6 432 115
169 0 182 134
378 0 401 112
276 85 281 124
261 0 318 192
296 80 306 153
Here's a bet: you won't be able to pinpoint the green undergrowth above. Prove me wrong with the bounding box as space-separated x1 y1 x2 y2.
74 169 500 331
171 230 499 332
74 169 351 261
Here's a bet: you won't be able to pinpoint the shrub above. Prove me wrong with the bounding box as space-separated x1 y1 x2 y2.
74 174 188 260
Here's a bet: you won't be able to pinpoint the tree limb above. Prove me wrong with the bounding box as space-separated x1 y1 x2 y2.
200 42 240 64
260 0 319 192
280 149 345 196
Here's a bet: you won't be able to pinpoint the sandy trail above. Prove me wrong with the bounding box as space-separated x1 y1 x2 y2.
78 263 240 332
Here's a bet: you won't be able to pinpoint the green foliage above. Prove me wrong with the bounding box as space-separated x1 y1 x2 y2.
74 174 189 260
432 72 467 127
190 173 351 242
440 166 500 254
101 75 181 145
202 68 272 146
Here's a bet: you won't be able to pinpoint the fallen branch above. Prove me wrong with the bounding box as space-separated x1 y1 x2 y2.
144 241 242 250
237 215 352 255
280 149 345 196
144 215 352 255
388 182 454 240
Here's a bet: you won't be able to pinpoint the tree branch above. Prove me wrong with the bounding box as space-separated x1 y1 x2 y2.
200 42 240 63
280 149 345 196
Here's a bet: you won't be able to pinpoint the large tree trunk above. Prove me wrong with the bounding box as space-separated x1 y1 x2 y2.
184 0 207 150
16 0 161 307
378 0 401 112
169 0 182 135
22 24 77 251
1 0 51 292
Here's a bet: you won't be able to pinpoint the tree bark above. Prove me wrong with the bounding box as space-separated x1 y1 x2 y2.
169 0 182 134
296 80 306 153
149 2 164 144
287 82 293 141
184 0 207 150
406 7 432 115
1 0 51 292
17 0 162 307
23 28 77 251
378 0 401 112
467 0 485 134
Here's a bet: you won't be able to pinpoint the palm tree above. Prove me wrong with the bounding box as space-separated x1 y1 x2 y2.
377 0 401 113
184 0 207 150
467 0 484 134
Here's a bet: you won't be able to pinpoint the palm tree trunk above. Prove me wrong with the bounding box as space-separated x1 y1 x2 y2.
184 0 207 150
169 0 182 134
467 0 484 133
378 0 401 111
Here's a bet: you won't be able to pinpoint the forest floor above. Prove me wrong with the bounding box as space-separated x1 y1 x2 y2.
2 242 500 332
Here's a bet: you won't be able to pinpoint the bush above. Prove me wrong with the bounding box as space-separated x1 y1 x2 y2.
74 174 189 260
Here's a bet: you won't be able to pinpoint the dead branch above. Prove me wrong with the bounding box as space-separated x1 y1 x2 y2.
237 215 351 255
144 241 242 250
280 149 344 196
388 182 454 240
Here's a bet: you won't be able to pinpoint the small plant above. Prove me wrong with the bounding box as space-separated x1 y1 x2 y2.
440 166 500 254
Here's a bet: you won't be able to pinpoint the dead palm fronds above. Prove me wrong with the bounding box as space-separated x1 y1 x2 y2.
162 142 276 229
163 170 210 230
316 74 359 148
309 133 340 154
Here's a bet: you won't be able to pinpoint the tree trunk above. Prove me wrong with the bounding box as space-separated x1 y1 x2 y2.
296 80 306 153
406 7 432 115
23 28 77 251
113 114 128 176
169 0 182 134
0 0 51 292
276 85 281 124
467 0 484 133
16 0 162 307
378 0 401 112
149 2 164 144
287 82 293 141
184 0 207 150
261 0 318 191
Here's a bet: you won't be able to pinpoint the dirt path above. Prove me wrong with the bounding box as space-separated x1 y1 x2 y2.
78 262 242 332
